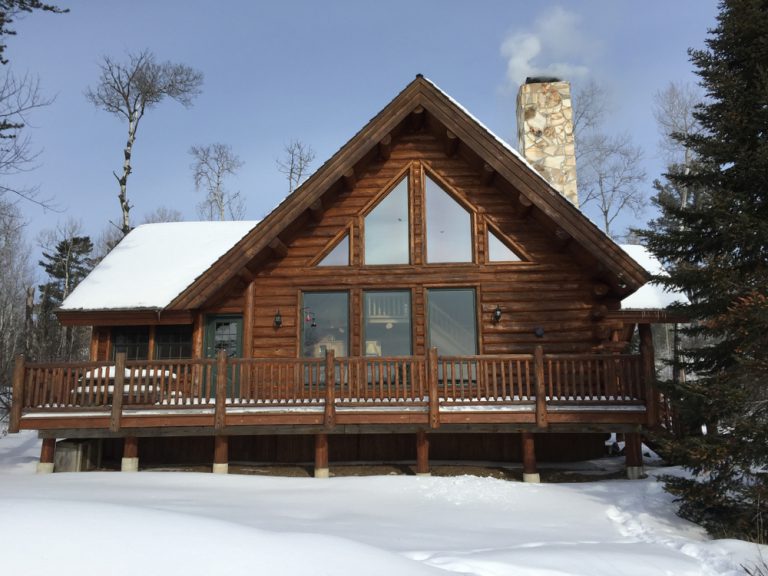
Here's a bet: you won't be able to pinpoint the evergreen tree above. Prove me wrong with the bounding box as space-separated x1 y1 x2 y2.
638 0 768 540
36 234 93 361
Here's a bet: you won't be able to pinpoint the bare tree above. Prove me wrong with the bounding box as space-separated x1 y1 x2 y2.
86 50 203 236
0 71 53 206
142 205 184 224
578 132 646 237
653 81 703 168
0 199 32 428
277 139 315 194
189 143 244 220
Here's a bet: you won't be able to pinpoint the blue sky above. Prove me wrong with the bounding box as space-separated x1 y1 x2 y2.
7 0 718 252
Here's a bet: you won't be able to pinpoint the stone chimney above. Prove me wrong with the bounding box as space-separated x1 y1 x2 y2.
516 77 578 206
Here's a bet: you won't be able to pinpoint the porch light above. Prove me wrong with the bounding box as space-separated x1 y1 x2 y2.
534 326 545 338
273 309 282 329
492 305 503 324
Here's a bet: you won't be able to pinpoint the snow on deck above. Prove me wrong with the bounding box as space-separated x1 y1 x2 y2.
620 244 688 310
61 221 258 311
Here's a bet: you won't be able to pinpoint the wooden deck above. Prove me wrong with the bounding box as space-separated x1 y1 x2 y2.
9 346 658 437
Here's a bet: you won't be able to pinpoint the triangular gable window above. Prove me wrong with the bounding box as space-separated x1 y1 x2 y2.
425 175 472 263
364 177 409 265
488 229 523 262
317 234 349 267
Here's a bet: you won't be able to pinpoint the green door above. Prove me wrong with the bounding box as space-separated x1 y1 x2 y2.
204 315 243 397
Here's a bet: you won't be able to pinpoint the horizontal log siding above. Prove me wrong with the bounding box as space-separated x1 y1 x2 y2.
233 131 606 360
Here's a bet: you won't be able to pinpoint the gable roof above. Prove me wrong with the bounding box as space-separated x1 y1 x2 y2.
60 221 258 312
167 76 649 311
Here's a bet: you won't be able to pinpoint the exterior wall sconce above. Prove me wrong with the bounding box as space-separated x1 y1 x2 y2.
492 305 503 324
534 326 545 338
273 309 282 329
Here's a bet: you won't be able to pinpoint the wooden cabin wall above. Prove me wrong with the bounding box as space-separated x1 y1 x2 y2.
214 130 608 359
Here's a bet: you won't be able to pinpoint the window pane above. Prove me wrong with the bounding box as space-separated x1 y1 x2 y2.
112 326 149 360
425 176 472 263
317 235 349 266
364 291 411 356
302 292 349 357
155 325 193 359
365 177 409 264
488 230 522 262
427 289 477 355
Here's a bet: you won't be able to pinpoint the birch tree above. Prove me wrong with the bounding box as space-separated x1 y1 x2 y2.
189 143 244 220
277 139 315 194
86 50 203 236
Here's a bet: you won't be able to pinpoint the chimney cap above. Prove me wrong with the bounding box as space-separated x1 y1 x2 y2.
525 76 562 84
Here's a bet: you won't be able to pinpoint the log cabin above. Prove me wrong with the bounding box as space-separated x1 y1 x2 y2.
8 76 681 480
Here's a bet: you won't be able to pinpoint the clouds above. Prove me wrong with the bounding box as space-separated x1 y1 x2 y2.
500 6 595 88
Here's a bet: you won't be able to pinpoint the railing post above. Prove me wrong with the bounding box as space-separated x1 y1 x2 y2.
639 324 658 428
8 354 25 433
214 349 227 431
324 349 336 429
605 355 618 400
110 352 126 432
534 346 548 428
428 348 440 429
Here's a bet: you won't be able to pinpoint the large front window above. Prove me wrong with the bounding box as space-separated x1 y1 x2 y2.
112 327 149 360
427 288 478 356
364 290 412 356
301 291 349 357
425 175 472 263
155 325 193 359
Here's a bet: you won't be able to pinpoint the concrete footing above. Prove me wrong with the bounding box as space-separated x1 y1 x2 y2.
626 466 644 480
415 472 431 477
36 462 54 474
212 463 229 475
523 472 541 483
121 457 139 472
314 467 330 479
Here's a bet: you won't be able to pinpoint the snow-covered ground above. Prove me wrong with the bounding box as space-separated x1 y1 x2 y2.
0 431 764 576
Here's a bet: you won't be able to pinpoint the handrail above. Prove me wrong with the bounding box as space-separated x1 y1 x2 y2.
10 349 655 433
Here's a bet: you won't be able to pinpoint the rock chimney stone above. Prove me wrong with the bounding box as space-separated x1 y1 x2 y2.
516 78 578 206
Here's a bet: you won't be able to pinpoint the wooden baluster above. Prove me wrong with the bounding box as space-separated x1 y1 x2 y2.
428 348 439 428
324 349 335 428
534 346 548 428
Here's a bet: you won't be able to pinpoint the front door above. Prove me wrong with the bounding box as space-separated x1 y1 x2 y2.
204 315 243 397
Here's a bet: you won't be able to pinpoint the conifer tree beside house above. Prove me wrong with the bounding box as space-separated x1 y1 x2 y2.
639 0 768 540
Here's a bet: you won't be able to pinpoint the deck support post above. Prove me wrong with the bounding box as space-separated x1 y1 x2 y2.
521 432 540 483
213 435 229 474
415 430 430 476
37 438 55 474
625 432 644 479
314 433 329 478
121 436 139 472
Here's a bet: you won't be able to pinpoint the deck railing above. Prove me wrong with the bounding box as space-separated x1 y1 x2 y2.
9 346 656 433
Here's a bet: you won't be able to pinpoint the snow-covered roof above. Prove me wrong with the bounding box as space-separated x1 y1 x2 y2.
60 221 258 311
619 244 688 310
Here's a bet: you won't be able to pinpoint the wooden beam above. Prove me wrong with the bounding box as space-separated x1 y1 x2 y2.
591 305 608 320
342 168 357 191
410 105 424 131
639 323 658 428
89 328 99 361
534 346 548 428
8 354 24 433
269 237 289 258
592 283 611 298
481 163 495 186
213 435 228 474
517 193 533 217
309 198 324 222
428 348 440 429
554 228 572 251
314 433 329 478
214 350 227 431
416 430 429 475
378 133 392 160
324 349 336 429
110 352 126 433
521 432 539 482
444 129 459 157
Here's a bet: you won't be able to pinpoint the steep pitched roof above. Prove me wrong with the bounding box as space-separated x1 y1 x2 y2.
168 76 649 311
60 221 258 312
